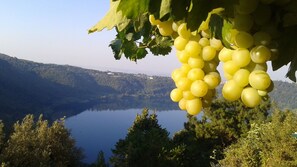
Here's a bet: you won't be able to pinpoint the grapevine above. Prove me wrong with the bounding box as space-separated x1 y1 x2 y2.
90 0 297 115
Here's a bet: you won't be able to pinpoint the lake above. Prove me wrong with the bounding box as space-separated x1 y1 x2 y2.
65 108 202 163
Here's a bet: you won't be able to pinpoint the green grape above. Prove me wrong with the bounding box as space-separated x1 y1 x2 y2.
219 47 233 62
233 69 250 87
180 64 191 74
176 77 192 91
234 31 254 48
222 80 243 101
186 98 202 115
253 4 272 26
246 62 267 72
249 70 271 90
199 37 210 47
210 38 223 51
202 46 217 61
178 98 187 110
183 91 195 100
235 0 259 14
223 61 240 75
241 87 261 107
203 60 218 73
171 69 186 82
190 34 201 42
258 90 268 96
188 57 205 69
170 88 183 102
185 40 202 58
232 48 251 67
178 23 191 39
174 36 188 51
250 45 271 63
177 50 190 64
191 80 209 97
203 73 220 89
253 31 271 46
233 14 254 31
187 68 205 81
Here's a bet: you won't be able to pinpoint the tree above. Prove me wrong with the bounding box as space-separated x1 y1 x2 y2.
0 115 83 167
110 109 172 167
91 151 109 167
169 98 270 166
220 109 297 167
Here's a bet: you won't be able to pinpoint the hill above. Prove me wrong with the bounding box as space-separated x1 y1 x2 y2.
0 53 176 123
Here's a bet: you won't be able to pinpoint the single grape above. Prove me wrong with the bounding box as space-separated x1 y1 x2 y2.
218 47 233 62
223 61 240 75
250 45 271 63
177 50 190 64
233 69 250 87
246 62 267 72
170 88 183 102
203 73 220 89
186 98 202 115
232 48 251 67
176 77 192 91
199 38 210 47
188 57 205 69
234 31 254 48
190 80 209 97
178 98 187 110
241 87 261 107
249 70 271 90
202 46 217 61
174 36 188 51
183 91 195 100
201 29 211 38
222 80 243 101
187 68 205 81
185 40 202 58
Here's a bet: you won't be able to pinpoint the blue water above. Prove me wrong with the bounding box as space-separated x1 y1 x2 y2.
65 109 202 163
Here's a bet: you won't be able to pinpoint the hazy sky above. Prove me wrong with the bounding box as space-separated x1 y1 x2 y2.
0 1 292 81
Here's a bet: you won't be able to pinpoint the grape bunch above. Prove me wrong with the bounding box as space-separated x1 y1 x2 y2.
149 0 286 115
150 16 222 115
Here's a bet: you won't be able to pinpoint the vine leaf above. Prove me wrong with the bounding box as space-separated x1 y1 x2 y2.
117 0 150 19
88 0 129 33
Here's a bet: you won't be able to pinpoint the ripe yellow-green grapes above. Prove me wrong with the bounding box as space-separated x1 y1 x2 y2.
148 0 279 113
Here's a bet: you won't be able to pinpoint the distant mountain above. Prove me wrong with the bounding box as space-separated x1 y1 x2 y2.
0 53 176 123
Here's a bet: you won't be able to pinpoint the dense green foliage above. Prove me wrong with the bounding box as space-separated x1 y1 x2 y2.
0 115 83 167
220 110 297 167
109 99 277 166
110 109 172 167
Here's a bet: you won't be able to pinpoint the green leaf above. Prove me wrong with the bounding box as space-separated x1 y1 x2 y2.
160 0 172 19
88 0 130 33
209 14 224 39
109 38 123 60
117 0 150 19
186 0 212 31
170 0 191 21
149 35 172 55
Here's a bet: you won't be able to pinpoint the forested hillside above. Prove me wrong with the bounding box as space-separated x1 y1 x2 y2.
0 53 175 123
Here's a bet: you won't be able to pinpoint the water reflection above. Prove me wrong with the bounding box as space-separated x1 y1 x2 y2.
65 109 202 163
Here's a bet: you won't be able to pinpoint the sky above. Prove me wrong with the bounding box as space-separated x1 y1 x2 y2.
0 1 292 81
